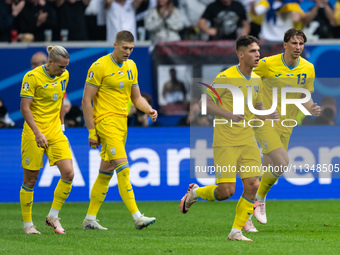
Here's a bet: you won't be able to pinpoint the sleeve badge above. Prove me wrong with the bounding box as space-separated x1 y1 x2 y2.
23 82 29 91
88 71 94 79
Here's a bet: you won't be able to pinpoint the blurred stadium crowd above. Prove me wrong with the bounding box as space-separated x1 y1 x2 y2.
1 0 339 128
1 0 340 43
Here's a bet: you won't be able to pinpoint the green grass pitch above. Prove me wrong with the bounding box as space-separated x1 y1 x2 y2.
0 200 339 255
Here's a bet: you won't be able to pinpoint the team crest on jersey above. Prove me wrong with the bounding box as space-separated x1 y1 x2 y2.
53 92 58 101
118 71 124 76
286 74 294 77
23 82 29 91
263 141 268 149
110 148 116 155
254 86 259 96
119 82 124 90
25 157 30 165
88 71 94 79
51 82 58 86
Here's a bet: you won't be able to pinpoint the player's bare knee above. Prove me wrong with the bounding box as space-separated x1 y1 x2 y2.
61 170 74 182
283 156 289 166
216 187 235 200
219 191 234 200
24 177 38 188
228 189 235 198
23 169 39 187
68 171 74 181
250 180 259 193
248 183 259 196
278 152 289 166
244 179 259 195
273 155 289 168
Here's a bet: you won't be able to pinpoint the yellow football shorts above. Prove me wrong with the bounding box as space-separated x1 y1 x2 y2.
21 132 72 170
254 123 290 154
213 141 262 183
96 115 128 162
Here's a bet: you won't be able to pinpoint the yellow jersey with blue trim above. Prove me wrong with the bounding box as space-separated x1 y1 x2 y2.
20 65 69 140
212 65 263 147
85 54 138 124
253 53 315 136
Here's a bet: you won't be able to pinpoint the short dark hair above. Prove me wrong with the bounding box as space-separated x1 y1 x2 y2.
284 28 307 43
115 30 134 43
236 35 259 51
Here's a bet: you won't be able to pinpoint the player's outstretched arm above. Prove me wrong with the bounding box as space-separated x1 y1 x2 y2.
82 84 100 148
21 97 48 148
131 86 158 122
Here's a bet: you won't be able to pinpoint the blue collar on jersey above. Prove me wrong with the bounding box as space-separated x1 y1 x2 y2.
109 54 124 68
42 65 56 79
236 65 251 81
281 53 300 70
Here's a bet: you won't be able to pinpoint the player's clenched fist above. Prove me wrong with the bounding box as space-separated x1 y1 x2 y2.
148 109 158 122
311 103 321 117
35 132 48 149
88 129 100 149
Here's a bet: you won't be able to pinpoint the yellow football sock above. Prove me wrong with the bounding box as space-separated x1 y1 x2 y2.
51 179 72 210
232 195 255 230
196 185 218 201
87 171 113 216
257 168 280 199
20 184 34 223
116 163 138 215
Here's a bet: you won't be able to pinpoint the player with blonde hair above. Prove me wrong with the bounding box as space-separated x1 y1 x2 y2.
20 45 73 234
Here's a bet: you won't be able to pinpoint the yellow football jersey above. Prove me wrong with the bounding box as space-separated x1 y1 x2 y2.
20 65 68 140
212 65 263 147
85 54 138 124
253 53 315 136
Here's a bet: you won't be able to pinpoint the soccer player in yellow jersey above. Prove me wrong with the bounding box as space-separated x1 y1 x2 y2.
82 30 158 230
20 46 74 234
251 28 321 225
180 35 278 241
